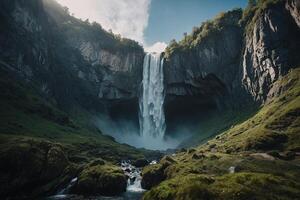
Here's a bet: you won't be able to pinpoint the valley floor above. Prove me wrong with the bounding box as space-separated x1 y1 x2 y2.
0 68 299 200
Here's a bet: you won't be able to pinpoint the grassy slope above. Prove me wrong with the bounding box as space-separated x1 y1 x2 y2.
179 107 258 148
142 69 300 200
200 68 300 153
0 65 156 163
0 62 163 197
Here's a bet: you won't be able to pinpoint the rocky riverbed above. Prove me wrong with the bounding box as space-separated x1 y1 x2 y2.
46 160 154 200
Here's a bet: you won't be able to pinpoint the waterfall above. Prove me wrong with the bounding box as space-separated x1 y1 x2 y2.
139 52 166 140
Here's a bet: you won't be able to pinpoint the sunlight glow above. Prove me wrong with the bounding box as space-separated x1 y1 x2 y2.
56 0 151 44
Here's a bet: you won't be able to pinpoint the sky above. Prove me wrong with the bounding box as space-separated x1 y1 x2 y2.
55 0 248 52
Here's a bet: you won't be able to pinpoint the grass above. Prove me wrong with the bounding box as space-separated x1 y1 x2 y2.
0 66 158 163
143 69 300 199
199 68 300 153
0 64 161 198
143 172 300 200
164 0 285 60
164 9 243 59
179 106 258 148
73 163 127 195
241 0 283 35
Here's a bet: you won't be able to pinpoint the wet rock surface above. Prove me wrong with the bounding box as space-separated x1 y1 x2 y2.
48 160 147 200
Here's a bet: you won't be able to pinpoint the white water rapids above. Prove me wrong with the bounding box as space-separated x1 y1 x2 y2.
139 52 166 141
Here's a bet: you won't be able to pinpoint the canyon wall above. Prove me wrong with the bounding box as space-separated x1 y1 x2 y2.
0 0 299 137
164 0 300 107
0 0 144 114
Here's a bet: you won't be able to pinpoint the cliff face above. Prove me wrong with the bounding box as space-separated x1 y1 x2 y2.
164 10 243 100
0 0 144 113
242 0 300 101
67 40 144 100
164 0 300 106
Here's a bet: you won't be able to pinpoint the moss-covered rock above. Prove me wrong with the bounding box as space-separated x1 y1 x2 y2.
88 158 106 167
141 156 176 190
141 164 166 190
72 163 127 196
143 173 300 200
142 69 300 200
0 138 74 197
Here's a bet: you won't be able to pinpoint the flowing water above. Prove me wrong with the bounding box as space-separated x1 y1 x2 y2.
47 53 167 200
139 52 166 140
47 161 145 200
96 52 180 150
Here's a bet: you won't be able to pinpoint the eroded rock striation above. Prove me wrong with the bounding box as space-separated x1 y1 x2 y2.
242 0 300 101
0 0 144 113
164 0 300 106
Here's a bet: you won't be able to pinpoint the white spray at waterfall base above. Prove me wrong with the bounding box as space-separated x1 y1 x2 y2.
139 52 166 141
94 52 184 150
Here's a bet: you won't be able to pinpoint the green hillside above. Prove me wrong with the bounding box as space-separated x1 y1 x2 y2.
142 69 300 200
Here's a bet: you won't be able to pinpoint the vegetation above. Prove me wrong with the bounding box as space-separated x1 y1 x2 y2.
164 9 243 58
60 18 143 53
44 0 143 53
0 0 298 199
0 65 160 198
72 163 127 195
0 0 149 197
179 107 258 148
144 172 300 200
143 69 300 199
141 156 176 189
199 68 300 153
0 65 158 161
241 0 283 35
165 0 284 59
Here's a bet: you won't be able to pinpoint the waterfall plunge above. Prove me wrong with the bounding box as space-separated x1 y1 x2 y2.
95 54 185 150
139 53 166 141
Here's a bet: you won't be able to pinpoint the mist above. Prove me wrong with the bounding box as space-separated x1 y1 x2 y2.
93 113 192 150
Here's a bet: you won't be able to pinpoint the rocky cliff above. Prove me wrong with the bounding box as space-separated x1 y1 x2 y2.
164 10 243 100
0 0 144 114
164 0 300 106
242 0 300 101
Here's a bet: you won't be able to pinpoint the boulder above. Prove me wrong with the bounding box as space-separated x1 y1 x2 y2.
141 164 166 190
72 164 127 196
0 139 72 197
141 156 176 190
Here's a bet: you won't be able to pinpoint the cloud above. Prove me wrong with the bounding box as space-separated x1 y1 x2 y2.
145 42 167 53
56 0 151 44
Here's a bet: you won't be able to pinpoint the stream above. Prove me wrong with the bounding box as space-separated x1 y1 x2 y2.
47 161 148 200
